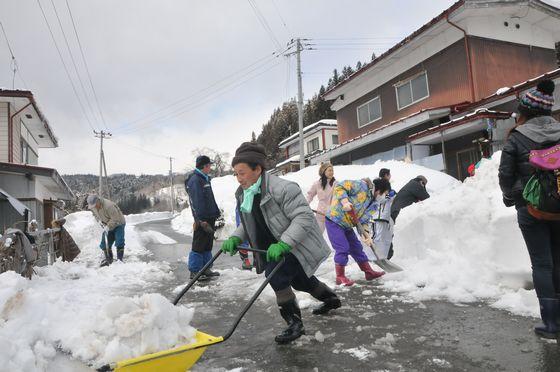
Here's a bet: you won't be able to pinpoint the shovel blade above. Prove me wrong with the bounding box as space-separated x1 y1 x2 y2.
373 259 403 273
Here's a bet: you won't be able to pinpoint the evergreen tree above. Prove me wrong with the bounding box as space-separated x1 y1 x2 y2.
371 51 377 61
356 61 362 70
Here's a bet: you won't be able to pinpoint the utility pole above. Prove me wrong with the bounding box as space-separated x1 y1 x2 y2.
169 157 174 215
295 38 305 170
94 130 112 197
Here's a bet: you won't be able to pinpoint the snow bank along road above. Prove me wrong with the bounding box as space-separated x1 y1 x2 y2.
2 156 560 371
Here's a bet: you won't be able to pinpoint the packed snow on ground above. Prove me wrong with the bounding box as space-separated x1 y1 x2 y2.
125 211 173 225
0 211 195 371
172 156 539 318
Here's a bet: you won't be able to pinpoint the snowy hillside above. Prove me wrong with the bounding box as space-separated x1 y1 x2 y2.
172 155 538 317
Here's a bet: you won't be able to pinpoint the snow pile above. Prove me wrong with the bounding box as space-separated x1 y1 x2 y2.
383 153 538 316
172 175 239 240
0 211 195 371
172 161 457 239
171 156 540 318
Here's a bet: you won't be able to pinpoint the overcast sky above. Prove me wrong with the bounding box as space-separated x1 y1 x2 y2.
0 0 457 175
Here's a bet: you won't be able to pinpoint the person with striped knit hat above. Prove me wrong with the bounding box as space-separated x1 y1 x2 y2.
499 79 560 339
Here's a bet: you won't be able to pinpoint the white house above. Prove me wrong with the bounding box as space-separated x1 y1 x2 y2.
270 119 338 175
0 89 74 231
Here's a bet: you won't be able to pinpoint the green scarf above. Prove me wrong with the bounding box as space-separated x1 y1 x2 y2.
240 176 262 213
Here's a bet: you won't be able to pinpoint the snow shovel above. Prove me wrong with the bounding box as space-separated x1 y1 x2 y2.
97 247 285 372
348 209 403 273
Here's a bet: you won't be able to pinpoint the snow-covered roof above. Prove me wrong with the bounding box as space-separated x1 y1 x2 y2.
278 119 337 148
324 0 560 110
275 154 300 168
0 89 58 148
407 108 512 141
307 106 451 163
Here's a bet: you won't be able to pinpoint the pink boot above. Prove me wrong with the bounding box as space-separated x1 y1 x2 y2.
358 261 385 280
335 264 355 286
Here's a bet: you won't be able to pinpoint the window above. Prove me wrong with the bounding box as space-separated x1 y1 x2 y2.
396 72 429 110
307 137 320 153
21 139 28 164
20 138 38 165
332 135 339 145
357 96 382 127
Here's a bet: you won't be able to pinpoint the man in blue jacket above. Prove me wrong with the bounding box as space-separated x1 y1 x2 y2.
186 155 221 280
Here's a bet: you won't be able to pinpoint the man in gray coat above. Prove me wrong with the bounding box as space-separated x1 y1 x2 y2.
221 142 341 344
87 194 126 266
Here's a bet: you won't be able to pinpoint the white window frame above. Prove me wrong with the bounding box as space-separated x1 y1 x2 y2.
395 71 430 111
356 95 382 128
307 137 320 153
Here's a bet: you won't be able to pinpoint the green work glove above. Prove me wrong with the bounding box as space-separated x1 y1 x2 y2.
221 236 242 255
266 241 291 262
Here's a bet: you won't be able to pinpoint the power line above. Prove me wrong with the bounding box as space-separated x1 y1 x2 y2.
122 61 282 135
48 0 101 130
0 21 15 58
115 54 278 133
247 0 283 52
308 37 403 41
36 0 97 131
113 49 288 133
270 0 291 37
65 0 109 130
115 45 292 134
0 20 28 89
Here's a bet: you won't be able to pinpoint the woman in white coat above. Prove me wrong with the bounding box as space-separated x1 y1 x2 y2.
307 162 335 232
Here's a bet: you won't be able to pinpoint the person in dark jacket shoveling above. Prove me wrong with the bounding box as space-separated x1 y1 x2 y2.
221 142 341 344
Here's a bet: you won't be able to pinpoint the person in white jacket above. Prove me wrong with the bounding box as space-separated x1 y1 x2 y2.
372 168 396 260
306 162 335 232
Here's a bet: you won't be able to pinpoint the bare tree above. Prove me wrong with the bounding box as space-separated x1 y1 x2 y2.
191 147 231 177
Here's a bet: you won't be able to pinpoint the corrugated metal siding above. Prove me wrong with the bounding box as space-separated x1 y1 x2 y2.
470 37 557 101
337 40 470 142
0 103 8 162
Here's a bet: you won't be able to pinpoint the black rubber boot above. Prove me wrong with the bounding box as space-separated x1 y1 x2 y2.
116 247 124 261
204 269 220 277
100 249 113 267
190 271 210 281
535 298 560 339
275 300 305 344
311 283 341 315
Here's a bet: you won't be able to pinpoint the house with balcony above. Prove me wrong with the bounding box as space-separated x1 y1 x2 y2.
312 0 560 179
0 89 74 231
271 119 338 175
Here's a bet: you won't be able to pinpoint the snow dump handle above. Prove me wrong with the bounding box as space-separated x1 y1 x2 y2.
173 247 285 342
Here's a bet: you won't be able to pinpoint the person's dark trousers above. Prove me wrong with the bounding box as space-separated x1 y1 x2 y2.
100 224 126 263
265 253 322 294
188 218 216 274
517 206 560 337
265 253 340 342
517 207 560 299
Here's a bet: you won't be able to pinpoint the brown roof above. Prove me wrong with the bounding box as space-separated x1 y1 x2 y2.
323 0 465 98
